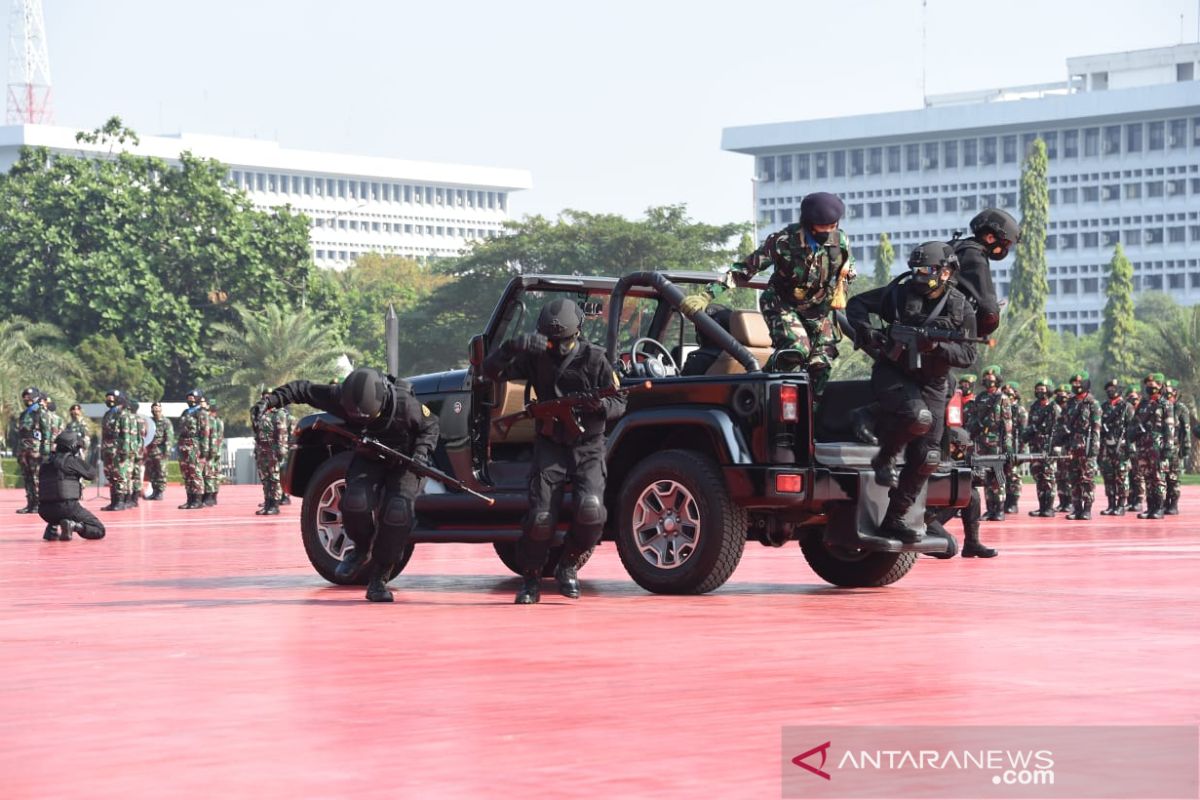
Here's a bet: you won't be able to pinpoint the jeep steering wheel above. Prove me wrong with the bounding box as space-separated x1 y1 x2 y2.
630 337 678 377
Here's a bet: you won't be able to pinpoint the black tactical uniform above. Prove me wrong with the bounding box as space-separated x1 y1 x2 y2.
925 427 997 558
680 304 732 376
483 299 627 604
846 242 979 542
38 431 106 541
255 368 439 602
950 208 1020 337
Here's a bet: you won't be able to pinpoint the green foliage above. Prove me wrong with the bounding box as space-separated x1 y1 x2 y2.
1100 244 1136 381
1009 138 1050 354
0 117 315 398
1136 301 1200 409
74 333 164 402
337 253 451 368
0 317 86 421
873 232 895 287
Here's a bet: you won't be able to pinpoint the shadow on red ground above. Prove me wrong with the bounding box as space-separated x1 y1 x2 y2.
1 484 1197 798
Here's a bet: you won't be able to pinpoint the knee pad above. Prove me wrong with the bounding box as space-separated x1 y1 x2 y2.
917 448 941 477
527 510 555 542
576 494 606 527
381 495 413 530
341 484 371 515
907 408 933 436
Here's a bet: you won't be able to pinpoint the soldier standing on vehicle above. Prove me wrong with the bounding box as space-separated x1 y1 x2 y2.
949 209 1021 337
484 298 628 603
201 398 224 507
1001 381 1027 515
846 242 978 543
99 389 134 512
37 431 106 542
15 387 50 514
1124 385 1144 512
1053 383 1074 512
1129 373 1175 519
682 192 854 401
254 367 439 602
967 367 1012 521
254 388 291 516
177 389 210 510
1098 379 1134 516
143 403 173 501
1163 381 1189 516
924 427 997 557
1024 378 1061 517
1058 372 1102 520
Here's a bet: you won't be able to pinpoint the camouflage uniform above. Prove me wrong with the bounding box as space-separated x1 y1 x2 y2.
733 222 855 399
1058 374 1102 519
1128 374 1175 519
126 411 148 503
16 392 50 512
1124 387 1144 510
967 369 1012 520
1001 383 1028 513
99 397 136 510
1098 382 1134 515
1023 381 1061 516
254 405 290 512
144 409 174 499
43 400 63 439
1164 385 1190 515
1053 386 1073 510
177 399 210 508
203 406 225 502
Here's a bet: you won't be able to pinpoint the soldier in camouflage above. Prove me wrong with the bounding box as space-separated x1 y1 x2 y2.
202 398 225 507
42 395 63 439
966 366 1012 521
143 402 174 501
253 389 291 515
1023 378 1061 517
126 406 148 507
1053 383 1074 511
177 389 210 510
1056 372 1102 520
15 387 50 514
65 404 91 445
1001 380 1027 514
682 192 854 401
1124 385 1144 511
1163 382 1190 516
99 389 136 512
1097 379 1134 516
1129 373 1175 519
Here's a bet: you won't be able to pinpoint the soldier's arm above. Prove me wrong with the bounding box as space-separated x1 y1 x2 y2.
931 309 977 368
264 380 342 418
482 346 534 384
592 354 627 421
69 455 98 482
38 411 51 457
411 400 440 463
735 228 788 280
1163 403 1176 457
1087 403 1102 458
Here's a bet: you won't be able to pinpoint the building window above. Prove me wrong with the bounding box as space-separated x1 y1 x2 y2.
1144 228 1164 245
868 202 882 217
850 149 864 177
778 155 793 182
943 140 958 168
1001 192 1017 207
1125 183 1142 200
923 198 938 213
1103 126 1121 155
1091 71 1108 90
1063 129 1078 158
990 136 1005 165
887 145 901 173
958 138 976 167
1178 62 1195 81
758 156 774 181
813 152 827 179
1167 179 1186 196
1148 121 1165 151
960 195 977 212
796 153 810 180
1021 132 1037 158
886 201 900 216
1082 186 1099 202
1083 231 1099 248
847 203 864 219
1146 181 1164 198
1062 278 1077 295
833 150 846 177
942 197 956 213
1126 123 1143 152
779 208 794 224
1041 131 1058 159
923 142 938 170
906 144 920 171
903 199 919 215
1061 187 1078 204
867 147 882 175
1061 233 1078 250
1084 127 1099 157
1168 226 1186 243
1169 119 1187 149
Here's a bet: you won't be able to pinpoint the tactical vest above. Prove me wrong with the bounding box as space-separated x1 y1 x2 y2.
38 454 81 502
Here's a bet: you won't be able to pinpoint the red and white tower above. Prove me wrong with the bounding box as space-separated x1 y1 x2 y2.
6 0 52 124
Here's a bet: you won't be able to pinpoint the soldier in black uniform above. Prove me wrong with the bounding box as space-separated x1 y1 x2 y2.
950 208 1021 337
925 427 997 558
37 430 106 541
483 298 628 604
253 368 439 602
846 242 979 542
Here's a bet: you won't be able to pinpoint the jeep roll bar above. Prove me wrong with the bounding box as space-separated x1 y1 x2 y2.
605 272 761 374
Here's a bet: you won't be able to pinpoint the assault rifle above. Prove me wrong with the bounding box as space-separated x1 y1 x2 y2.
964 452 1069 480
312 420 494 506
494 380 653 441
884 325 994 371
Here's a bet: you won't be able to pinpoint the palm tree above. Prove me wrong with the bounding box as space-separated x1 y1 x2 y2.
1140 303 1200 408
206 304 352 423
0 317 86 422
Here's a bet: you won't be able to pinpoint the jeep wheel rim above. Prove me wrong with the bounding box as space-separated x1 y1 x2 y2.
632 479 700 570
315 478 354 562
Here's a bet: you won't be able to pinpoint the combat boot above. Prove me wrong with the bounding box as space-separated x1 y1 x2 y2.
879 512 922 544
1004 495 1019 515
128 491 140 508
1126 500 1143 512
983 504 1005 522
334 547 370 581
210 491 219 507
57 520 76 541
147 489 163 501
869 452 899 488
114 493 130 511
256 501 279 516
1164 498 1180 516
16 503 38 514
179 493 204 510
554 553 583 599
42 524 58 541
1067 502 1091 521
201 493 216 508
961 531 997 558
514 573 542 604
1111 503 1126 516
279 495 291 506
851 406 879 446
101 489 121 512
365 567 394 603
1137 498 1162 519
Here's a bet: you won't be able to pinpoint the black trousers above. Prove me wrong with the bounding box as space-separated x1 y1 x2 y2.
38 500 106 539
340 454 421 571
927 486 981 543
872 362 949 510
518 435 606 573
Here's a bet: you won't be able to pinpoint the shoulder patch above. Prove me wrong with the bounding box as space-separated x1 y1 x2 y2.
421 404 431 418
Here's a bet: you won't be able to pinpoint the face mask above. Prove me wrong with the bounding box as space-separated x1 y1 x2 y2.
809 229 832 245
986 241 1010 261
105 398 116 408
1072 384 1085 396
187 398 197 408
1106 387 1119 399
1035 389 1047 400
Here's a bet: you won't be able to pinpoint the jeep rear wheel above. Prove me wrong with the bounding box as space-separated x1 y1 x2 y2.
799 532 917 587
615 450 746 594
493 542 594 577
301 452 413 586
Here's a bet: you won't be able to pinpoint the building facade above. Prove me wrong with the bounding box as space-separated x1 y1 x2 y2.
722 44 1200 334
0 124 532 269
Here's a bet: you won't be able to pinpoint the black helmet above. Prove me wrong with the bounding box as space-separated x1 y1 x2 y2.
21 386 38 400
186 388 204 408
54 429 83 454
340 367 389 424
536 298 583 340
969 208 1021 260
907 241 958 296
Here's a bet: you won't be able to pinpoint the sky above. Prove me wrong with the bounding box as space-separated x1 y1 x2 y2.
6 0 1198 226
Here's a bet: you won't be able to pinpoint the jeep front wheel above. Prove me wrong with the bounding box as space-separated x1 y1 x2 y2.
301 452 413 586
615 450 746 594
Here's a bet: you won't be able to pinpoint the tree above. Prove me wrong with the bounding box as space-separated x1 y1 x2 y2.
873 232 895 287
74 334 164 402
0 318 86 422
1099 243 1136 381
206 304 351 428
1138 303 1200 409
337 253 451 368
0 117 316 398
1008 138 1050 354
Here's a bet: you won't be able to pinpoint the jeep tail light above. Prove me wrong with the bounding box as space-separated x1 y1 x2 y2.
775 473 804 494
779 384 799 422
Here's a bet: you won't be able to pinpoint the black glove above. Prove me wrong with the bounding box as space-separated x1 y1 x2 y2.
917 336 938 353
579 395 606 414
505 333 549 354
855 326 886 352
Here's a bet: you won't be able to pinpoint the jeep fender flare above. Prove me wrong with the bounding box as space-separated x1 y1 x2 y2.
606 407 753 466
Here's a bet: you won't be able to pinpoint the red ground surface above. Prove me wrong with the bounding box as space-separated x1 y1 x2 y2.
1 484 1198 799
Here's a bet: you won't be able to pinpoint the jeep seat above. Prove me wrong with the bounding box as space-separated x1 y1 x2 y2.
705 311 773 376
489 379 536 444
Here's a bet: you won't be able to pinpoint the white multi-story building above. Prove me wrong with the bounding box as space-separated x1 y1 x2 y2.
722 44 1200 334
0 124 532 269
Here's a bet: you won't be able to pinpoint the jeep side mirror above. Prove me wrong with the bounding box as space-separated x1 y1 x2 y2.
468 334 486 371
